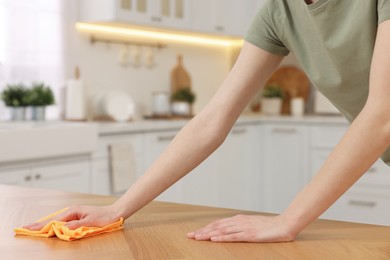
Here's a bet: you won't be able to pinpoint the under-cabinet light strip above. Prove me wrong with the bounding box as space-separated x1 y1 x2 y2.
76 22 243 47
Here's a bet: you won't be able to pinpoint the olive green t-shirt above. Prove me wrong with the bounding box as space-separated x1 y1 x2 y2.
245 0 390 165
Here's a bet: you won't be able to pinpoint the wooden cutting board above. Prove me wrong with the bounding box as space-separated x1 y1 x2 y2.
171 54 191 94
265 66 311 114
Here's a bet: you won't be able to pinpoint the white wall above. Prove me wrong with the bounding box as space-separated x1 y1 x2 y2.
63 0 232 120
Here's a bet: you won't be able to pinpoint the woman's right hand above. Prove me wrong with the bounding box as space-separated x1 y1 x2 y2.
23 204 123 231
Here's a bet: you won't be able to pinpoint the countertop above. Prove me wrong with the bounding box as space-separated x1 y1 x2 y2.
2 184 390 260
97 113 349 135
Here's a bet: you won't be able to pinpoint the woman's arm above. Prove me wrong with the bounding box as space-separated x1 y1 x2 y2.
24 42 283 230
189 20 390 242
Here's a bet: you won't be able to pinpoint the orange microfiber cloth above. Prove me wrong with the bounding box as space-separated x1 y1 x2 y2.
14 208 124 241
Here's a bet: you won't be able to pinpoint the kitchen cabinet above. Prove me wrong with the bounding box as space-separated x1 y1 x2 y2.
0 159 90 193
216 124 263 211
143 123 263 209
79 0 262 37
90 132 144 195
190 0 261 37
309 124 390 225
262 123 308 214
322 188 390 226
79 0 190 30
143 130 184 203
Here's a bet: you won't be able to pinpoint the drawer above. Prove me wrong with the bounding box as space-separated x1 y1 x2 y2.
322 190 390 226
310 125 348 148
358 159 390 187
310 150 390 187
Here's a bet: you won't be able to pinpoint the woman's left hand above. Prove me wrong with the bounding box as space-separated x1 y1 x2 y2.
187 214 295 243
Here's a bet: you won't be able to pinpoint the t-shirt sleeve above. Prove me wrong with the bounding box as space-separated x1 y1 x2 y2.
244 0 290 56
378 0 390 24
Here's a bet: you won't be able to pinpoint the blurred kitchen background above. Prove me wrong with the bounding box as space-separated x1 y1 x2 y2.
1 0 389 227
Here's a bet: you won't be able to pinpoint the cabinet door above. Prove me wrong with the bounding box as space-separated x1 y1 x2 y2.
90 159 111 195
91 133 145 195
144 130 184 203
0 168 32 187
31 161 90 193
191 0 248 36
116 0 150 23
322 190 390 226
180 150 219 207
262 124 308 214
243 0 266 31
217 124 263 211
117 0 190 29
150 0 190 29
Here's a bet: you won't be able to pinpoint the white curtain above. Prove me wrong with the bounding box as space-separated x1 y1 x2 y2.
0 0 66 120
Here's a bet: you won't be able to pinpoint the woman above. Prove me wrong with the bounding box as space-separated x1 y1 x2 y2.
25 0 390 243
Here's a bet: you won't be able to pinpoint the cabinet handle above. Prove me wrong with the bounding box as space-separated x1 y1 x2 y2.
349 200 377 208
157 135 176 142
231 128 247 135
151 16 162 22
272 127 297 134
35 174 41 180
215 25 224 32
25 175 32 182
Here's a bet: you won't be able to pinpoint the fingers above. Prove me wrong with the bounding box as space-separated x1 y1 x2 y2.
187 216 244 241
64 218 91 230
23 220 50 231
23 206 84 231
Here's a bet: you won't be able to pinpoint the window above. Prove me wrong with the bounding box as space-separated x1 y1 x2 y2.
0 0 65 120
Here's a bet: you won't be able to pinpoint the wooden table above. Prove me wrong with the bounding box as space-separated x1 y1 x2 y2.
2 185 390 260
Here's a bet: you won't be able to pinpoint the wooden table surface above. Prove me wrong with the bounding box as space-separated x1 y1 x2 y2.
2 185 390 260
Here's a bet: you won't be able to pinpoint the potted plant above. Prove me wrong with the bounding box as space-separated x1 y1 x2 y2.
26 82 55 121
1 84 29 121
261 84 284 115
171 87 196 116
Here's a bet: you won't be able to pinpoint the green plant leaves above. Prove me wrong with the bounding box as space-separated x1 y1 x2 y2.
1 82 55 107
171 88 196 104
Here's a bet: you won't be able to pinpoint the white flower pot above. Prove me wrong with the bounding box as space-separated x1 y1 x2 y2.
261 98 282 115
31 106 46 121
171 101 191 116
10 107 27 121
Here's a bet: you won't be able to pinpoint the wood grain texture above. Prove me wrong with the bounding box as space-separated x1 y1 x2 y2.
265 66 311 114
171 54 191 94
2 185 390 260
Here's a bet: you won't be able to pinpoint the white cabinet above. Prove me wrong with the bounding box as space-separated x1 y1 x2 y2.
216 124 263 211
142 123 263 209
190 0 260 37
80 0 262 37
91 133 144 195
0 168 30 187
180 150 219 207
309 124 390 225
322 189 390 226
0 160 91 193
262 123 308 214
144 130 184 203
80 0 190 30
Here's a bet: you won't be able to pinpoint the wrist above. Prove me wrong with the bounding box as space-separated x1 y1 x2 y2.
278 213 301 240
109 200 131 220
